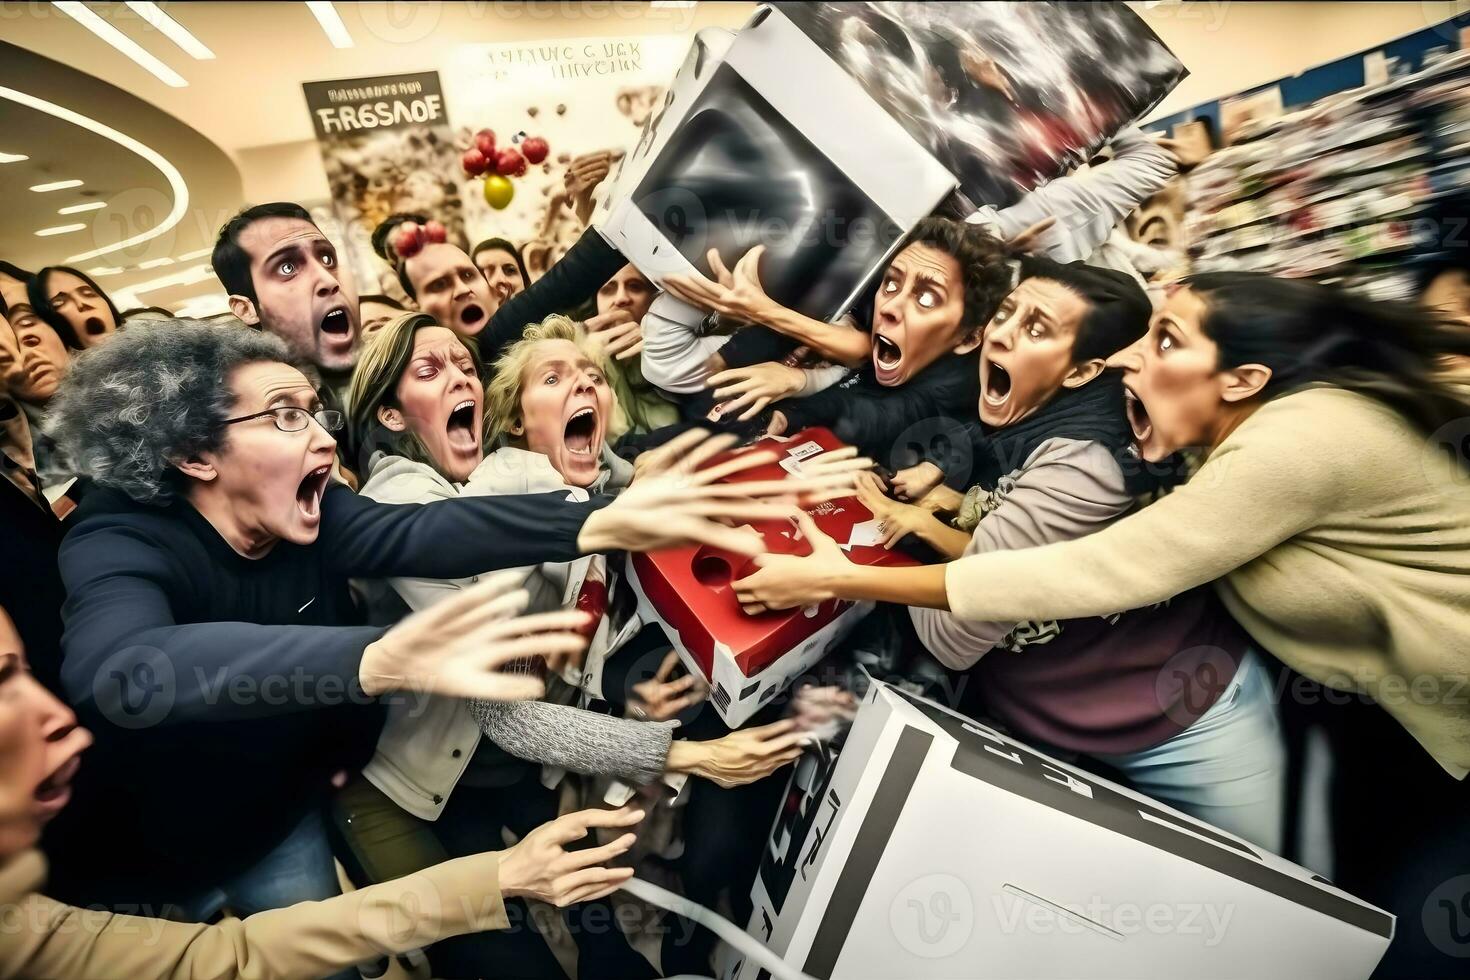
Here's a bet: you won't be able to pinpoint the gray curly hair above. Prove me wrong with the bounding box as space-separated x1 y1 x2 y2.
46 319 295 504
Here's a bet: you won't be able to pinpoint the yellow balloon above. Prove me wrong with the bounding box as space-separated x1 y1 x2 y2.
482 175 514 210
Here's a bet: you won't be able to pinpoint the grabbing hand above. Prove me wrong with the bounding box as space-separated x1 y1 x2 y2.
629 649 708 722
579 430 865 557
733 511 850 614
890 461 944 502
359 572 590 700
671 719 809 788
854 471 941 549
706 361 805 422
566 149 617 223
498 807 643 907
662 245 775 325
916 482 965 515
791 684 859 730
583 308 643 361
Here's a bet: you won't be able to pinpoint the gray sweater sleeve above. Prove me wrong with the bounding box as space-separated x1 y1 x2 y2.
911 438 1132 670
467 698 675 785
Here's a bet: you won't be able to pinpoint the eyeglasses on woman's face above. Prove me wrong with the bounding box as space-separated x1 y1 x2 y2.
221 406 344 434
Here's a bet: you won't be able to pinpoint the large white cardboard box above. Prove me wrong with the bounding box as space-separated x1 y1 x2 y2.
726 679 1393 980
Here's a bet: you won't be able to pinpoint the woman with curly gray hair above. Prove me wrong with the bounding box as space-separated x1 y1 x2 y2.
43 318 846 937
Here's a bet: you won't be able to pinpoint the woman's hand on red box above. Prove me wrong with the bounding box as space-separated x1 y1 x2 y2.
733 511 852 614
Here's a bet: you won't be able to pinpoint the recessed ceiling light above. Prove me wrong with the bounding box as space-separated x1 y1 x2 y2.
137 257 175 269
59 201 107 215
128 263 213 296
54 1 188 87
30 179 84 192
36 223 88 237
0 151 27 164
124 2 215 60
305 2 353 49
0 85 189 262
86 266 125 277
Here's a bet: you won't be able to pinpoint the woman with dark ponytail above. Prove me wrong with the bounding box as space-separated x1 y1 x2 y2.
737 270 1470 782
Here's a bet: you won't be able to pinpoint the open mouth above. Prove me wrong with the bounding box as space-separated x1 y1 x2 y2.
458 303 486 328
296 464 331 521
319 307 351 339
874 333 902 369
564 406 599 457
83 316 107 336
983 358 1012 406
446 398 479 451
36 754 80 807
1124 387 1153 444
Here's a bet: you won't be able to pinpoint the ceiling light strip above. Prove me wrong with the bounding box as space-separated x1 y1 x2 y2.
305 2 354 49
124 2 216 60
59 201 107 214
0 85 189 263
0 151 28 164
36 223 88 237
52 2 188 88
30 179 83 192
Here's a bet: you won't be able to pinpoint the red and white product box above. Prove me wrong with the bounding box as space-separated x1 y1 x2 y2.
625 428 916 728
723 680 1393 980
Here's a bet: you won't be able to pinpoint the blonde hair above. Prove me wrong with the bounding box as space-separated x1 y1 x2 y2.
485 314 606 441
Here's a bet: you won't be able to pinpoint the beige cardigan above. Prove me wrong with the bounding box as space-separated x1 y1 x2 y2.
0 848 508 979
945 386 1470 778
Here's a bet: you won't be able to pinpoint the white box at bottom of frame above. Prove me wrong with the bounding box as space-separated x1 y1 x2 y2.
724 679 1392 980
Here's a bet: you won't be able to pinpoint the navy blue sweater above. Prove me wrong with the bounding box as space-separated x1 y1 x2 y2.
45 482 609 906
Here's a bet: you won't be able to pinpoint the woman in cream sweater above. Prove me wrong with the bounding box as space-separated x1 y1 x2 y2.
736 272 1470 779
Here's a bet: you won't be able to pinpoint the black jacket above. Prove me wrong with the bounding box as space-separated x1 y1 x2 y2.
45 482 609 906
478 227 627 362
775 352 981 470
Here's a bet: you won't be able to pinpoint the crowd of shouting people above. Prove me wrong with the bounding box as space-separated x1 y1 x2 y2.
0 124 1468 980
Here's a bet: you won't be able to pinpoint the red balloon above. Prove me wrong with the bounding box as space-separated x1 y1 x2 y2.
424 220 447 244
496 148 526 177
394 222 425 259
521 136 549 164
475 129 497 158
461 148 488 176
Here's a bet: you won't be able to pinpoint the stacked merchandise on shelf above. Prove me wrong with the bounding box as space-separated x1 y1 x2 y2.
1185 48 1470 301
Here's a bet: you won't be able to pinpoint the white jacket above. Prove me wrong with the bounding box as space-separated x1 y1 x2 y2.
355 447 639 820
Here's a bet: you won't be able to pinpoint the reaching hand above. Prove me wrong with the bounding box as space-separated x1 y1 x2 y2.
791 684 859 730
1005 216 1058 256
890 461 944 502
498 807 643 907
583 308 644 361
733 511 851 614
706 361 806 422
854 472 943 549
359 572 591 700
567 149 617 223
662 245 776 325
671 719 810 788
577 430 862 557
916 482 965 515
629 649 708 721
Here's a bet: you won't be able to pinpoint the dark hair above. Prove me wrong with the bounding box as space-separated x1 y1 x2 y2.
0 261 34 284
27 266 124 350
470 238 531 286
358 294 407 311
1186 271 1470 437
1017 256 1152 362
213 202 316 304
119 306 175 320
906 217 1012 340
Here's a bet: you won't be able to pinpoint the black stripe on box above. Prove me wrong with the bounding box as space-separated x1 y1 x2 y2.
802 725 933 978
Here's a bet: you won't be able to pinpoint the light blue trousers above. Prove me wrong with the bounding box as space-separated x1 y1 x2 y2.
1095 649 1286 854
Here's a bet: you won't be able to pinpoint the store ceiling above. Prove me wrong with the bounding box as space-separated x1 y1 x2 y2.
0 1 742 312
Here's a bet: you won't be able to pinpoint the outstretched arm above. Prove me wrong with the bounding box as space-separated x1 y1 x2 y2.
482 227 628 361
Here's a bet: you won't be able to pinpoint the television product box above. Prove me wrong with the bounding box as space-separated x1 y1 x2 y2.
593 4 957 323
726 679 1393 980
625 429 917 728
